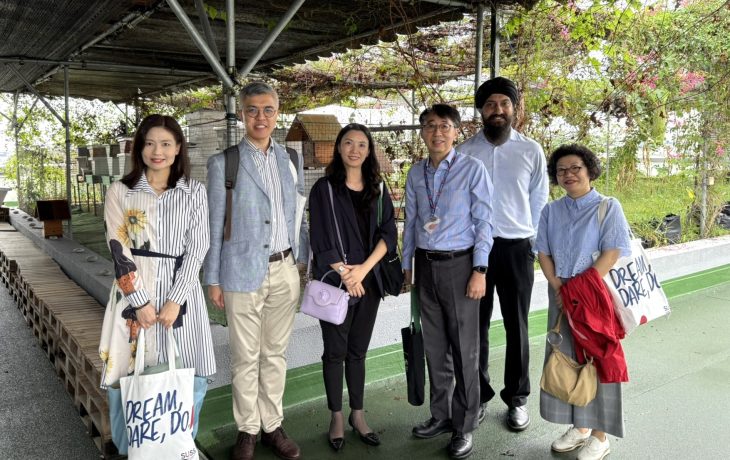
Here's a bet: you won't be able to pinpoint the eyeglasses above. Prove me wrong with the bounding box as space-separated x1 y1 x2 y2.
244 106 277 118
422 123 454 133
556 165 584 176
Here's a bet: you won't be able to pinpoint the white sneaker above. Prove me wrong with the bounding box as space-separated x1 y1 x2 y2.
576 435 610 460
551 427 592 452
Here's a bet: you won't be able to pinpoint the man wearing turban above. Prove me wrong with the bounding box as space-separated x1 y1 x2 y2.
456 76 549 432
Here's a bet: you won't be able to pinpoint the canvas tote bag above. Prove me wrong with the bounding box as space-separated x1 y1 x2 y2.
596 198 671 334
119 328 199 460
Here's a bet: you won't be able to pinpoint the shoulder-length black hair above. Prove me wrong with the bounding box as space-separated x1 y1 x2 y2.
547 143 602 186
325 123 382 204
121 114 190 189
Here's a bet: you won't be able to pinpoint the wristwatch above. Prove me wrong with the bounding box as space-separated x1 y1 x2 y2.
337 264 346 274
473 266 487 274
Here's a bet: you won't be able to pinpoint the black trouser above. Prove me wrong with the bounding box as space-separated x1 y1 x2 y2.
479 237 534 408
320 275 380 412
416 248 480 434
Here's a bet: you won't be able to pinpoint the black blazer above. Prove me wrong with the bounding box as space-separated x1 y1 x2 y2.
308 176 398 299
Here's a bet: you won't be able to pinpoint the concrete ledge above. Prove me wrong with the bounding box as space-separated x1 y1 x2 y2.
9 209 113 306
295 234 730 371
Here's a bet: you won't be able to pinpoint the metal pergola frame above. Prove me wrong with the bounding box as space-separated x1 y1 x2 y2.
1 0 508 232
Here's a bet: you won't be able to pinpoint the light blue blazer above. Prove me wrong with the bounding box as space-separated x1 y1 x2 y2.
203 138 309 292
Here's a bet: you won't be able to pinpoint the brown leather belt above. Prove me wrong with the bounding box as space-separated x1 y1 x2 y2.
269 248 292 263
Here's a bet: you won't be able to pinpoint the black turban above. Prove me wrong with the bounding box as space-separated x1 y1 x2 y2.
475 77 520 109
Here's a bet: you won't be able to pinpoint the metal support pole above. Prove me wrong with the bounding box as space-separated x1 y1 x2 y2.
64 66 73 237
700 141 708 238
16 98 39 131
394 87 417 112
8 66 66 126
11 96 39 209
238 0 307 76
474 3 485 119
605 114 610 192
12 92 20 206
411 90 417 146
166 0 236 89
194 0 220 60
490 2 500 79
226 0 238 147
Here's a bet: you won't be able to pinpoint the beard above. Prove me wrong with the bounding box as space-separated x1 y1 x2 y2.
482 113 513 142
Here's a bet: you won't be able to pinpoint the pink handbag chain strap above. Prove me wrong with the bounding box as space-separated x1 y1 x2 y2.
306 181 348 280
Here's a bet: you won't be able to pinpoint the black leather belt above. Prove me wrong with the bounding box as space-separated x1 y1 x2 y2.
493 237 530 243
269 248 292 262
417 247 473 261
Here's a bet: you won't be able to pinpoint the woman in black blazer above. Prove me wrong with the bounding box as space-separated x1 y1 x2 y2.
308 123 398 452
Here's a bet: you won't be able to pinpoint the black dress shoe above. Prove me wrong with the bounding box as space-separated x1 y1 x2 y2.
448 432 473 459
507 405 530 431
477 403 487 425
328 436 345 452
412 417 453 439
348 414 380 446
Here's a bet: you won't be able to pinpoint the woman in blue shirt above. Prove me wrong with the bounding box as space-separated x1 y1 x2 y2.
535 144 631 460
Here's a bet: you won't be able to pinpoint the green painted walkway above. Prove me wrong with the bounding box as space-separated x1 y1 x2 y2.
195 264 730 459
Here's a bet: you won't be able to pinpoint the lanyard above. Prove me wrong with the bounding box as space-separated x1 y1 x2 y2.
423 153 457 218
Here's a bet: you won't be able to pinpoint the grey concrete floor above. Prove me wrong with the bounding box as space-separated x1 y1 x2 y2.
2 278 730 459
0 286 100 460
201 279 730 460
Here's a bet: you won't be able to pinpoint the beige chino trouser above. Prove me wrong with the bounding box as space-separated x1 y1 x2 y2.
224 254 300 434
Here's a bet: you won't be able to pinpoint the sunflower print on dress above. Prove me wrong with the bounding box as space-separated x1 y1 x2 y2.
124 209 148 235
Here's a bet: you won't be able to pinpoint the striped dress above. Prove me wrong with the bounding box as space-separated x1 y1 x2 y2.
99 175 216 388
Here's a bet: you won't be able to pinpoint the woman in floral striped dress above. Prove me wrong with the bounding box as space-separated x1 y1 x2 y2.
99 114 216 390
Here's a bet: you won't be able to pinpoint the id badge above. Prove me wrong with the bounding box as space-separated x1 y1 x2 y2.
423 215 440 234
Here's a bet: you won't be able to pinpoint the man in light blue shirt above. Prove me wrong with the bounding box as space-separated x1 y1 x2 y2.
403 103 493 459
457 77 549 432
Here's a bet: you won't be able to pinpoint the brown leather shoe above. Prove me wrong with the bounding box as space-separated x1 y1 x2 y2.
261 426 301 460
232 431 257 460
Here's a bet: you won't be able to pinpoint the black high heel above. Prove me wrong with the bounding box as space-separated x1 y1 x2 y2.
329 415 345 452
348 413 381 446
328 436 345 452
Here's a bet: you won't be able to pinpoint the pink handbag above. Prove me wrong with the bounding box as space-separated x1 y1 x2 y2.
302 182 351 325
301 270 350 325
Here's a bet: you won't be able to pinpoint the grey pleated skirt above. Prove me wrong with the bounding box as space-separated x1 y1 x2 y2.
539 284 625 437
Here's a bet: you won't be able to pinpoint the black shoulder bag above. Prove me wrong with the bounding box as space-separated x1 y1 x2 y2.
377 182 404 296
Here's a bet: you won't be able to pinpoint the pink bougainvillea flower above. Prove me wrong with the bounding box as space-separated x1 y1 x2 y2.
641 75 658 89
560 26 570 41
679 70 705 94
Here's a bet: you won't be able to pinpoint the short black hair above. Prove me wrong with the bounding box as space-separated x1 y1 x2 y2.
419 103 461 127
547 144 602 186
